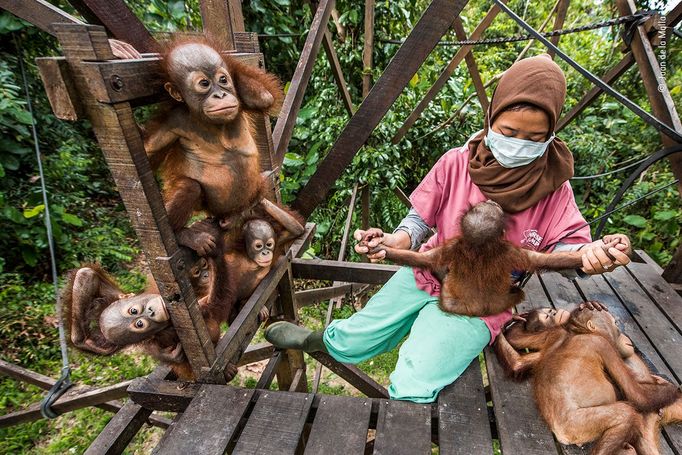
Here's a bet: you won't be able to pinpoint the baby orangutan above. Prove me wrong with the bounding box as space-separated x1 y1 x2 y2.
494 305 681 455
143 37 297 255
61 259 236 381
367 201 621 317
181 203 305 324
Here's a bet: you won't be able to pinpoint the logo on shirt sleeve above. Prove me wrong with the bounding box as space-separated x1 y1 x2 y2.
521 229 543 250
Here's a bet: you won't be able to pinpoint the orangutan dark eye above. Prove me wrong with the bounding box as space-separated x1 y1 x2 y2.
218 75 227 84
266 241 274 249
199 79 210 88
254 242 263 250
129 307 139 315
135 319 145 328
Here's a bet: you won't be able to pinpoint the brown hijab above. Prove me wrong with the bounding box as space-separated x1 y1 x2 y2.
467 54 574 213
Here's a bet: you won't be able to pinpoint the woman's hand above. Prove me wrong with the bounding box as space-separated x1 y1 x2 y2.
353 228 410 263
580 234 632 275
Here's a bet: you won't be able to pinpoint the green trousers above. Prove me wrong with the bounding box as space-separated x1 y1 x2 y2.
323 267 490 403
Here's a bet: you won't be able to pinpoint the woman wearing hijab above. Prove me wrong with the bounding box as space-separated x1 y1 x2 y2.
265 55 632 403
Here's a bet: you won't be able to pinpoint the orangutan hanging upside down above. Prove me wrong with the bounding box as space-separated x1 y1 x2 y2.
494 304 681 455
366 200 623 317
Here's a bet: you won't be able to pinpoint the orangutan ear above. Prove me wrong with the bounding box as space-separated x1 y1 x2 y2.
164 82 183 102
586 320 596 332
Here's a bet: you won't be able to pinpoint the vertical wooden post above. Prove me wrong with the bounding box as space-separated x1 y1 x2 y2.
548 0 570 58
199 0 236 49
52 24 216 378
362 0 375 99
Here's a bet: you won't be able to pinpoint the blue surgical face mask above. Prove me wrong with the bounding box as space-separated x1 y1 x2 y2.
484 129 555 168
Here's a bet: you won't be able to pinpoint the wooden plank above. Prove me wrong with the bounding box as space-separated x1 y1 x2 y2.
0 381 131 428
437 360 492 454
373 399 431 455
304 395 371 455
292 258 399 284
636 249 664 274
293 0 469 217
556 54 635 132
548 0 570 58
52 23 215 376
36 57 83 121
233 390 313 454
128 378 200 413
229 0 245 33
77 53 261 104
155 385 254 455
308 351 388 398
628 261 682 332
85 402 156 455
272 0 336 165
295 283 354 307
605 267 682 374
207 257 288 380
237 342 276 367
199 0 235 50
486 275 560 455
66 0 157 52
0 0 83 36
390 0 503 144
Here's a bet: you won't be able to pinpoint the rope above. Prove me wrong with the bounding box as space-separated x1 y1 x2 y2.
378 11 657 46
15 36 73 419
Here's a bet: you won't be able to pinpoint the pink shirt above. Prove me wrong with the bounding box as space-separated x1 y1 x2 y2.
410 146 591 342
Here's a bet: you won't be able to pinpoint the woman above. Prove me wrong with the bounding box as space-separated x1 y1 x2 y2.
266 54 632 403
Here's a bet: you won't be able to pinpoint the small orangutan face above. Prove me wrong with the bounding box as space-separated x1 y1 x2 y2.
100 294 170 345
190 257 210 289
244 219 276 268
165 43 240 124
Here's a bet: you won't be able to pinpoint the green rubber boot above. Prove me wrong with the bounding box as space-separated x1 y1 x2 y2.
264 321 327 353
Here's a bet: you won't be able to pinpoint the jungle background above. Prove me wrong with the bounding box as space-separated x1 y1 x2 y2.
0 0 680 452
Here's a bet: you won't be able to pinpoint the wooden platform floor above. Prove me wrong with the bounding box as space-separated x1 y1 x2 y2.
121 254 682 455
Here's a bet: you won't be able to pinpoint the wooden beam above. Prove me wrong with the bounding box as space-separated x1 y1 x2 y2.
0 381 131 428
255 351 282 390
237 342 276 366
0 0 83 37
52 24 215 376
295 283 355 307
228 0 245 33
84 367 173 454
294 0 470 217
453 18 488 112
548 0 570 58
0 361 170 429
308 351 389 398
322 28 354 115
362 0 376 98
292 258 399 284
272 0 336 166
66 0 157 52
617 0 682 199
390 0 503 145
556 54 635 132
199 0 235 50
206 257 289 380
